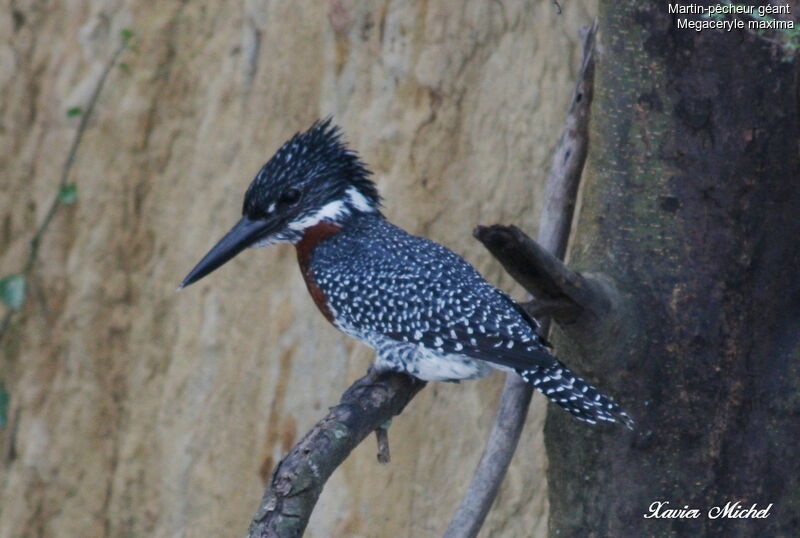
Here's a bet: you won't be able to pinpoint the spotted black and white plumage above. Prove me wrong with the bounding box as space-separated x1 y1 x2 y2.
180 119 634 428
310 214 632 427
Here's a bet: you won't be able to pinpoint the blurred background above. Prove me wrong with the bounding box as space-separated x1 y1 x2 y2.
0 1 594 536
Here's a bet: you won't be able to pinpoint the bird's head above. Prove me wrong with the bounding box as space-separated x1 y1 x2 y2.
179 118 381 289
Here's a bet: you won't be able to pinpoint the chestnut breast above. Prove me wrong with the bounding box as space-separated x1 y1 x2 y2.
294 221 343 324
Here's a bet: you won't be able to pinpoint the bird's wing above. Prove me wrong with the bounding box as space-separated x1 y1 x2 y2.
317 233 555 372
380 286 555 371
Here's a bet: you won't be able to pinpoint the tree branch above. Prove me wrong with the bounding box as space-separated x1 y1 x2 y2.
474 224 611 323
247 372 425 538
444 20 597 538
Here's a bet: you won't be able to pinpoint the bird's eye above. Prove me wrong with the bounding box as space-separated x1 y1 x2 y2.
279 188 302 206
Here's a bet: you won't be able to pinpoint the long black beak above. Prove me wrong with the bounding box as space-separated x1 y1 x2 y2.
179 216 274 289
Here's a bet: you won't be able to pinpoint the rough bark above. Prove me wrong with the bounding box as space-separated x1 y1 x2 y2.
546 2 800 536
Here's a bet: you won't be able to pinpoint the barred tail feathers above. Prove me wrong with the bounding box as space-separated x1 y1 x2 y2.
517 361 634 429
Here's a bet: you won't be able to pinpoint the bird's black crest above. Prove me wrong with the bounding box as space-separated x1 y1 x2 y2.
243 118 381 217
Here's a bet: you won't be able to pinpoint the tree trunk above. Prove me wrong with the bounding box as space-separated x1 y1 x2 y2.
546 2 800 536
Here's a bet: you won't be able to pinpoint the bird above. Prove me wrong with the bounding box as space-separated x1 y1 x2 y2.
180 118 633 428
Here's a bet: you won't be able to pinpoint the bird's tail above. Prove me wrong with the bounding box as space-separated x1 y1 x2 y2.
517 361 634 429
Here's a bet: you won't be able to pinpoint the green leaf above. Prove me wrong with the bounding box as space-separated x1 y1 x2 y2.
0 274 26 310
120 28 134 44
0 384 8 429
66 107 83 118
59 183 78 204
118 62 130 74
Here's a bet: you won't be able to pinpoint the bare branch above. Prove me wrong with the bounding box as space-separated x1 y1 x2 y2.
247 372 425 538
539 19 598 260
474 224 611 323
442 375 534 538
444 20 597 538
